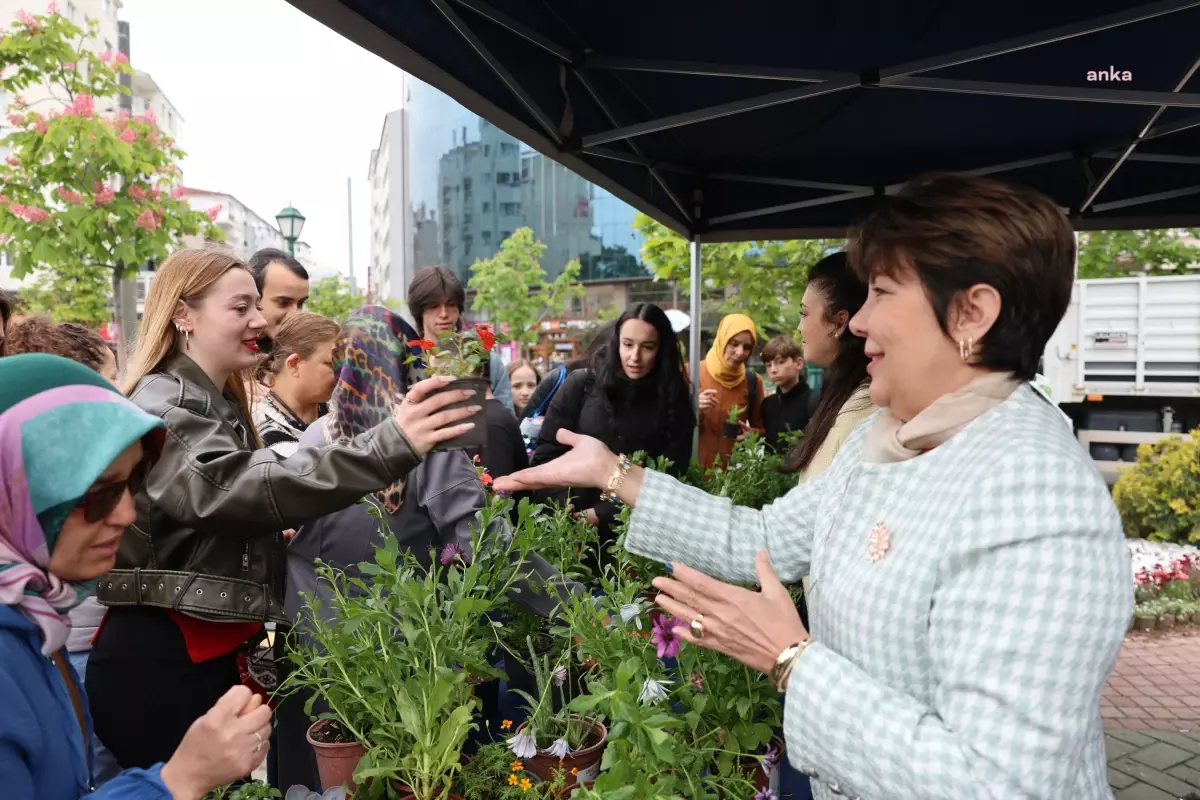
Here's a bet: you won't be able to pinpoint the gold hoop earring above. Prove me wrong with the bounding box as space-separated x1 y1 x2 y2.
959 336 973 362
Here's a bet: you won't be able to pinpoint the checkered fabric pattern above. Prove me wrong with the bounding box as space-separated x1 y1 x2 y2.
627 385 1132 800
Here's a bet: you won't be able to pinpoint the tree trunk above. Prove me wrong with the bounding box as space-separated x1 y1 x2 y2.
110 263 138 376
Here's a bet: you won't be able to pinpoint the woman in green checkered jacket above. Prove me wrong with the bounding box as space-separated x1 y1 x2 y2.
495 173 1132 800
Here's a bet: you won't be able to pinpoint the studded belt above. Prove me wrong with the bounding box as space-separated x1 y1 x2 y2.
96 568 287 624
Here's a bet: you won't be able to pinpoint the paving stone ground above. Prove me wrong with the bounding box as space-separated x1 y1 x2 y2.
1104 630 1200 798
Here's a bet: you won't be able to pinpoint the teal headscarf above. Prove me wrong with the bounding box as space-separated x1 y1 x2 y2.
0 354 163 653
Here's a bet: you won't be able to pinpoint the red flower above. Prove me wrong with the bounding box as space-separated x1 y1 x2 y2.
480 473 494 487
475 326 496 351
410 339 436 351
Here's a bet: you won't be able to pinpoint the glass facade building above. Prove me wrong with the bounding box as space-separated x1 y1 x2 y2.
370 73 649 302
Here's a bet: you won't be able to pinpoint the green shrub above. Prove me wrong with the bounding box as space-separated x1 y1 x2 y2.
1112 429 1200 544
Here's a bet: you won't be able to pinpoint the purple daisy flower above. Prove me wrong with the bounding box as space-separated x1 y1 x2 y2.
753 790 778 800
439 542 465 566
650 615 683 660
552 665 567 687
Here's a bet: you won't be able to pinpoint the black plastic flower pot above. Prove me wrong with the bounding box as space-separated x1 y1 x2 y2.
429 377 490 452
723 421 742 438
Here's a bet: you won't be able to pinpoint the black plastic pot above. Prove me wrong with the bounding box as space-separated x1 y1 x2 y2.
723 421 742 438
430 377 490 451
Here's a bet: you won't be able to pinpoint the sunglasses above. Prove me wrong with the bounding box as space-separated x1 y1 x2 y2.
77 461 146 523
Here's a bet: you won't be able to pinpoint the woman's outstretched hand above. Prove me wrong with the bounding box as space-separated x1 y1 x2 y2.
392 375 483 456
159 686 273 800
492 429 615 494
652 551 808 678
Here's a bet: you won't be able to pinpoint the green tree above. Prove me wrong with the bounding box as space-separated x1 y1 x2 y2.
634 213 841 333
306 275 358 323
1076 229 1200 279
18 267 111 326
0 7 223 334
468 227 585 352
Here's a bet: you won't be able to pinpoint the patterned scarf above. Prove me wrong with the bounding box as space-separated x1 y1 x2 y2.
0 354 163 654
326 306 420 513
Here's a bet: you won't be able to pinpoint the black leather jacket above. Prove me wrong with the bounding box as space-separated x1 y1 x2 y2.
97 354 421 624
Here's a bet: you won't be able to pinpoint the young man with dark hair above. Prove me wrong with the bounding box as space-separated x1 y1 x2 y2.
406 265 514 411
761 334 816 453
247 248 310 345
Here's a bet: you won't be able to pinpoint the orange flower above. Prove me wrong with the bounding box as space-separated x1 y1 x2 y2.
480 473 494 487
519 778 533 791
508 774 519 786
511 760 523 772
475 325 496 351
571 768 578 776
410 339 436 351
501 719 513 730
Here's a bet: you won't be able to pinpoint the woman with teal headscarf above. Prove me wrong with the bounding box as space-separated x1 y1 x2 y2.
0 354 274 799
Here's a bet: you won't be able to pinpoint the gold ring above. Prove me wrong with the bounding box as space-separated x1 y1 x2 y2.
405 392 418 404
690 615 704 640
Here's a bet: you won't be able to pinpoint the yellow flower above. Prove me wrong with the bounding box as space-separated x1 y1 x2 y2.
508 774 519 786
571 768 578 776
500 719 513 730
520 778 533 791
510 760 523 772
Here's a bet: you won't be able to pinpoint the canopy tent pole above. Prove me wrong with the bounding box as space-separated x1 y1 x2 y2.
689 238 702 459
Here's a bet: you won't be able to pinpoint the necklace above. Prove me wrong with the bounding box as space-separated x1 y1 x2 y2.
267 391 311 430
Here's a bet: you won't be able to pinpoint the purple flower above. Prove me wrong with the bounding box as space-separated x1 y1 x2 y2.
439 542 465 566
753 790 778 800
761 742 780 775
650 615 683 660
552 665 567 687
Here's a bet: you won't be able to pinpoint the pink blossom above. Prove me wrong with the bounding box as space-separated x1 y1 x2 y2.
9 203 25 216
33 118 47 134
118 127 136 144
13 96 26 107
6 113 25 127
135 209 158 230
55 186 82 204
99 51 114 63
114 52 128 64
170 187 186 199
63 62 74 70
142 107 156 125
5 156 19 167
94 187 114 206
15 10 36 25
0 234 11 245
46 1 57 14
129 184 145 202
205 204 222 221
0 195 8 206
148 187 160 201
71 94 94 117
14 205 49 223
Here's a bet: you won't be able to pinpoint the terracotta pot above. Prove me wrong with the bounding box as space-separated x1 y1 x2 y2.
429 377 490 451
556 780 595 798
1134 616 1157 632
306 719 366 792
517 716 608 783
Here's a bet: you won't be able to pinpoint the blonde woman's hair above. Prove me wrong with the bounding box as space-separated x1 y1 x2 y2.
123 249 259 441
258 311 340 385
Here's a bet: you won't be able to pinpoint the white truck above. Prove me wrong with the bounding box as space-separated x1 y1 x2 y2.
1041 274 1200 483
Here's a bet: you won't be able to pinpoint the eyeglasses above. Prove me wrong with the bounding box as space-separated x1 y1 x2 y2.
77 461 145 523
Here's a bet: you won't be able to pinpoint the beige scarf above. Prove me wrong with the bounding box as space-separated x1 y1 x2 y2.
862 371 1021 463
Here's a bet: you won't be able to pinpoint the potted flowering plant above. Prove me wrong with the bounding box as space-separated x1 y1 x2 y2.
508 636 608 783
458 742 571 800
408 325 498 450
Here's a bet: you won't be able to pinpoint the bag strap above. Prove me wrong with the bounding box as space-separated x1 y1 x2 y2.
54 650 89 753
530 366 568 419
746 371 758 422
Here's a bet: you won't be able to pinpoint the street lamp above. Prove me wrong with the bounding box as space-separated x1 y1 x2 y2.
275 204 306 257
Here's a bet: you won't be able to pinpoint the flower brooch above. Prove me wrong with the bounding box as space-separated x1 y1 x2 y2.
867 523 891 563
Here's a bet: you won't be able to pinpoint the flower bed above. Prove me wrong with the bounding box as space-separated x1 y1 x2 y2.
1132 555 1200 632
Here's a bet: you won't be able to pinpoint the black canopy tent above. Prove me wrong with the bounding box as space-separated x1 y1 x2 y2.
287 0 1200 391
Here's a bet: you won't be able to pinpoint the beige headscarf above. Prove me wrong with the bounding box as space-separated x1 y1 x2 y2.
862 371 1020 463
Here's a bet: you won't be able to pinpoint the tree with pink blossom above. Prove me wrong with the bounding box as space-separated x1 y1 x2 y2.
0 5 223 329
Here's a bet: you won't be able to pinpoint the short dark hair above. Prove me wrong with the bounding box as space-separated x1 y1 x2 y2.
407 266 466 336
247 248 309 293
762 335 803 363
848 172 1075 381
0 289 12 339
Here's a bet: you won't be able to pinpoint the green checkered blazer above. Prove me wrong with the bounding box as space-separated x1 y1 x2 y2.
627 384 1131 799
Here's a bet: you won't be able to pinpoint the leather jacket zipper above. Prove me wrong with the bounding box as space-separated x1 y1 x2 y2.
242 543 250 573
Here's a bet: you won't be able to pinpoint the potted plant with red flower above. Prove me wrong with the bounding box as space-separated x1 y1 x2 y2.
408 325 498 450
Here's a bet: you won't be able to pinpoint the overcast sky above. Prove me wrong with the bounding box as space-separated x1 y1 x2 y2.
120 0 406 281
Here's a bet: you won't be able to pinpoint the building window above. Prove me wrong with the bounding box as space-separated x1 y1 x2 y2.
484 144 490 156
483 172 491 185
482 230 492 244
482 201 491 213
496 172 510 185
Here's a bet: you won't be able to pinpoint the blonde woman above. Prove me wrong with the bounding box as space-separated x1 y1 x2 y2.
253 311 340 457
86 249 483 771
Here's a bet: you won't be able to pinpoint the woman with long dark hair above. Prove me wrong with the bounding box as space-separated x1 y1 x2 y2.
787 251 875 480
532 304 694 575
